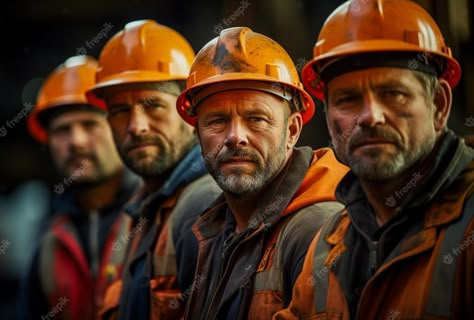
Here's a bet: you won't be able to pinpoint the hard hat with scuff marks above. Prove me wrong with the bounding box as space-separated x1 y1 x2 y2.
176 27 315 126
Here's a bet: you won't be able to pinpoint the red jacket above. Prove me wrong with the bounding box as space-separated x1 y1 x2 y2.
20 169 139 320
38 213 131 320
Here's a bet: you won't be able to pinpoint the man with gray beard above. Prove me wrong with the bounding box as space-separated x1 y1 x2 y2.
275 1 474 319
176 27 349 320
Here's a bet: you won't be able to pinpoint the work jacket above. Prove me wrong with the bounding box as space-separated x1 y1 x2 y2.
275 132 474 320
185 147 349 320
20 169 139 320
100 145 221 320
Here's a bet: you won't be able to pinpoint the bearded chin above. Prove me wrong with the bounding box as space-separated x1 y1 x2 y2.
344 138 436 182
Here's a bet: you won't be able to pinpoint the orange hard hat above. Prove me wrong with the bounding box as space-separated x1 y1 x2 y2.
176 27 315 126
28 55 101 143
301 0 462 101
86 20 195 109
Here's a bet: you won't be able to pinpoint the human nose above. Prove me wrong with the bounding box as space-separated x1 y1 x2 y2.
128 105 150 136
357 92 385 127
224 118 249 148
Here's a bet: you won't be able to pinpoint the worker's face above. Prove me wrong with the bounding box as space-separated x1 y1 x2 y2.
105 86 195 178
196 90 302 196
326 67 443 181
48 110 123 184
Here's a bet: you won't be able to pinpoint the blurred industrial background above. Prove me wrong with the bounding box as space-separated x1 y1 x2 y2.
0 0 472 318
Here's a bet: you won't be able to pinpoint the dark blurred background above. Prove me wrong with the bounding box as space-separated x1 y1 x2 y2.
0 0 472 318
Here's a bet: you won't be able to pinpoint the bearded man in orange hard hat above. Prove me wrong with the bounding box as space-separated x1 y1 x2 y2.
275 1 474 319
86 20 221 320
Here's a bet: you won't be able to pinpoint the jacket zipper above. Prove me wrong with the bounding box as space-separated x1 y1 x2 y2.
204 224 266 319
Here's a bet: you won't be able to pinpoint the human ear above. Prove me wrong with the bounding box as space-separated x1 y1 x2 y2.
433 79 452 132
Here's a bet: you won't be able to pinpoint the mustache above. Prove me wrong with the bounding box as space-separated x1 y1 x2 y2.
348 127 403 151
216 148 260 164
123 135 163 151
64 152 96 165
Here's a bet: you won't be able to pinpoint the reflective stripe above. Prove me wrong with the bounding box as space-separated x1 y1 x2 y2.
109 216 131 266
40 217 82 296
312 211 345 312
39 232 57 295
426 193 474 317
253 201 344 294
153 254 177 276
253 268 283 292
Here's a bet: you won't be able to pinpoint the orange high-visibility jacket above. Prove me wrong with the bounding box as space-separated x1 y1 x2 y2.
275 134 474 320
184 147 349 320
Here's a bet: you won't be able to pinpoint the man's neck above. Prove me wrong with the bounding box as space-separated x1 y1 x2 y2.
74 170 123 212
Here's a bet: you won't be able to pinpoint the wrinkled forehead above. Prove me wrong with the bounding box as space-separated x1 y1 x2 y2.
48 107 107 129
196 88 291 115
102 81 183 101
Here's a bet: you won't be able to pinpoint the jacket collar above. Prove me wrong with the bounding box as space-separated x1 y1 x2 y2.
194 147 314 240
124 144 207 218
336 130 474 229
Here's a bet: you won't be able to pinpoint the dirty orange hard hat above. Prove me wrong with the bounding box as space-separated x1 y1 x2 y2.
86 20 195 109
176 27 315 126
301 0 462 101
28 55 101 143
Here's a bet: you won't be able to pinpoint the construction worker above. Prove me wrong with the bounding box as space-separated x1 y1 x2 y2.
275 0 474 319
86 20 221 319
176 27 349 319
20 55 140 320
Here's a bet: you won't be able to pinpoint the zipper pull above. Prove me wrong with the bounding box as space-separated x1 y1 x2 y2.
368 240 378 275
